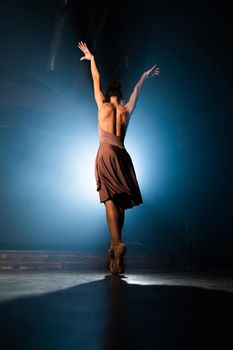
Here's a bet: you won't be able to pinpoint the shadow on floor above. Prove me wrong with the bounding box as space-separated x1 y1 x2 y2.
0 274 233 350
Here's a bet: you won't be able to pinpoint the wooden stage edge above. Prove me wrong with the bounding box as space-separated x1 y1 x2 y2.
0 249 186 272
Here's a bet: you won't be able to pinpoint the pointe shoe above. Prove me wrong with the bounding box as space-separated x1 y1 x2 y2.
112 241 127 274
107 246 115 274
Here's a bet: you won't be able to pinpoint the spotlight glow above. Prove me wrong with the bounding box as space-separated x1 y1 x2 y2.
62 137 98 203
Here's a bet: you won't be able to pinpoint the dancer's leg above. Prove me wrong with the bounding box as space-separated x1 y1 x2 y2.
105 199 126 273
104 199 124 246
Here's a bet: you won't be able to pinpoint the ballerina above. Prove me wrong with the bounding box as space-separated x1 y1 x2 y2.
78 41 160 274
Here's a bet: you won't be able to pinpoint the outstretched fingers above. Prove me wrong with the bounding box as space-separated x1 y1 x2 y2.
78 41 92 61
78 41 88 51
148 65 160 77
152 68 160 76
78 41 85 52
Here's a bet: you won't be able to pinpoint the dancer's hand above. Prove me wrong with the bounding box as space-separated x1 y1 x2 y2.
144 64 160 78
78 41 93 61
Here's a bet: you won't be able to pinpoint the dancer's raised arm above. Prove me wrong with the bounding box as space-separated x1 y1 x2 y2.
124 64 160 115
78 41 105 109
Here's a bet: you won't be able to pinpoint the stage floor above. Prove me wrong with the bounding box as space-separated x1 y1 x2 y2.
1 271 233 349
1 271 233 302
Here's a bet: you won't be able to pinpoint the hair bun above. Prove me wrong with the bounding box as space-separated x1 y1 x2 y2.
105 80 123 102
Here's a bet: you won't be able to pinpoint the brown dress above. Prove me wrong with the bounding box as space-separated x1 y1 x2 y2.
95 125 143 209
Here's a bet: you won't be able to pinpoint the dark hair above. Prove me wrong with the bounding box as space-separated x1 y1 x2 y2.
105 80 123 102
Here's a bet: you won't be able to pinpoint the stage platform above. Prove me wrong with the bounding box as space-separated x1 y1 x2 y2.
0 270 233 349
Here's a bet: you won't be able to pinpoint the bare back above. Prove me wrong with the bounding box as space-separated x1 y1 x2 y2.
98 102 130 139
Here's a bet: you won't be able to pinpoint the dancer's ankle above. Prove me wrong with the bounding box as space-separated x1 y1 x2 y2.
113 239 122 246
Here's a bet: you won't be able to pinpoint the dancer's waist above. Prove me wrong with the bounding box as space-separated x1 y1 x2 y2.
99 140 125 149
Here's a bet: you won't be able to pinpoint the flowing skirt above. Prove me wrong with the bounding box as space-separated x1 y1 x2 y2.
95 143 143 209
